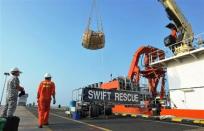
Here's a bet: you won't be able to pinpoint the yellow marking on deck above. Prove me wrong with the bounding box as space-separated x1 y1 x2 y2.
142 115 149 118
131 114 137 117
193 120 200 124
200 120 204 124
122 114 127 116
50 113 112 131
114 113 119 116
172 118 182 122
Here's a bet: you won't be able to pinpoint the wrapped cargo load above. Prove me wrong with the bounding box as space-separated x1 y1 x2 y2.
82 0 105 50
82 29 105 50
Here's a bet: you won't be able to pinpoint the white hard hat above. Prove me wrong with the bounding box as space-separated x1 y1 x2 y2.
10 67 22 73
44 73 52 78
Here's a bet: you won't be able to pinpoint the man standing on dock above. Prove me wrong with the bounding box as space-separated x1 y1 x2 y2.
1 67 24 117
37 73 56 128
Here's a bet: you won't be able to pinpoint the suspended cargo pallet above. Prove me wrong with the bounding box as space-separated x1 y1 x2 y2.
82 30 105 50
82 0 105 50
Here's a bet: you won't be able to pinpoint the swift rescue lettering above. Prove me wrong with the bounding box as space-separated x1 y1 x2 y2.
82 88 140 104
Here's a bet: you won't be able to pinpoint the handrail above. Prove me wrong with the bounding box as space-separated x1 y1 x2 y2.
149 32 204 64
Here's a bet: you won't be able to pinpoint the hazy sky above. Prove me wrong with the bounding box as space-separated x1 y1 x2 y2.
0 0 204 106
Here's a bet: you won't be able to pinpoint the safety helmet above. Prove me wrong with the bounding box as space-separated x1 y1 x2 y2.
44 73 52 78
10 67 22 73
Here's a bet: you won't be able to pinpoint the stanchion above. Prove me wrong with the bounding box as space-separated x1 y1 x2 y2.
0 72 10 106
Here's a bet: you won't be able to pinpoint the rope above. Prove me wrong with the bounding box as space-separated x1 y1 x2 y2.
86 0 103 32
94 0 103 32
94 0 100 31
85 0 95 31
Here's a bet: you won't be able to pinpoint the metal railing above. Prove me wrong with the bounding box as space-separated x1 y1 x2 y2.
149 32 204 64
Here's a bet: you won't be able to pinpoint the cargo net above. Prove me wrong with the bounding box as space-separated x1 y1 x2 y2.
82 0 105 50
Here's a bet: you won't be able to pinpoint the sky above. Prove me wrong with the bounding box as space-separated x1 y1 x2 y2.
0 0 204 106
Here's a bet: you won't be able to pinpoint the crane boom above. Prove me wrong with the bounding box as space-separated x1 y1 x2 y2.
159 0 194 54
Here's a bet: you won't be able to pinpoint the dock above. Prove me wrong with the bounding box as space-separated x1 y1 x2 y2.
13 106 204 131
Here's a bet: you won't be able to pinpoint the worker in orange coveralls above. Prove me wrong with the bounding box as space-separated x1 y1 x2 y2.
165 23 177 53
37 73 56 128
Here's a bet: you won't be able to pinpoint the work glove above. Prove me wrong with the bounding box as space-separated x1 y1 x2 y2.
19 90 25 97
21 87 24 91
53 98 56 104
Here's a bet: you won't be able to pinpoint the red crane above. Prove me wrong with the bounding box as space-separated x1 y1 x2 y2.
128 46 166 98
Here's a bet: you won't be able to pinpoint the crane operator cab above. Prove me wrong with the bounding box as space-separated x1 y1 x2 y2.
164 23 178 53
159 0 194 55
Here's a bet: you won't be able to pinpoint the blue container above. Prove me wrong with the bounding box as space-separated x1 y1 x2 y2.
70 100 76 107
72 112 80 120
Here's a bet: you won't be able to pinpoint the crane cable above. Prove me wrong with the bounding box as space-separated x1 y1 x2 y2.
89 0 105 68
86 0 103 32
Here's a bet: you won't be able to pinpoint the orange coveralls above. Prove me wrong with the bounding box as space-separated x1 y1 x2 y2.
37 80 55 126
171 29 177 39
